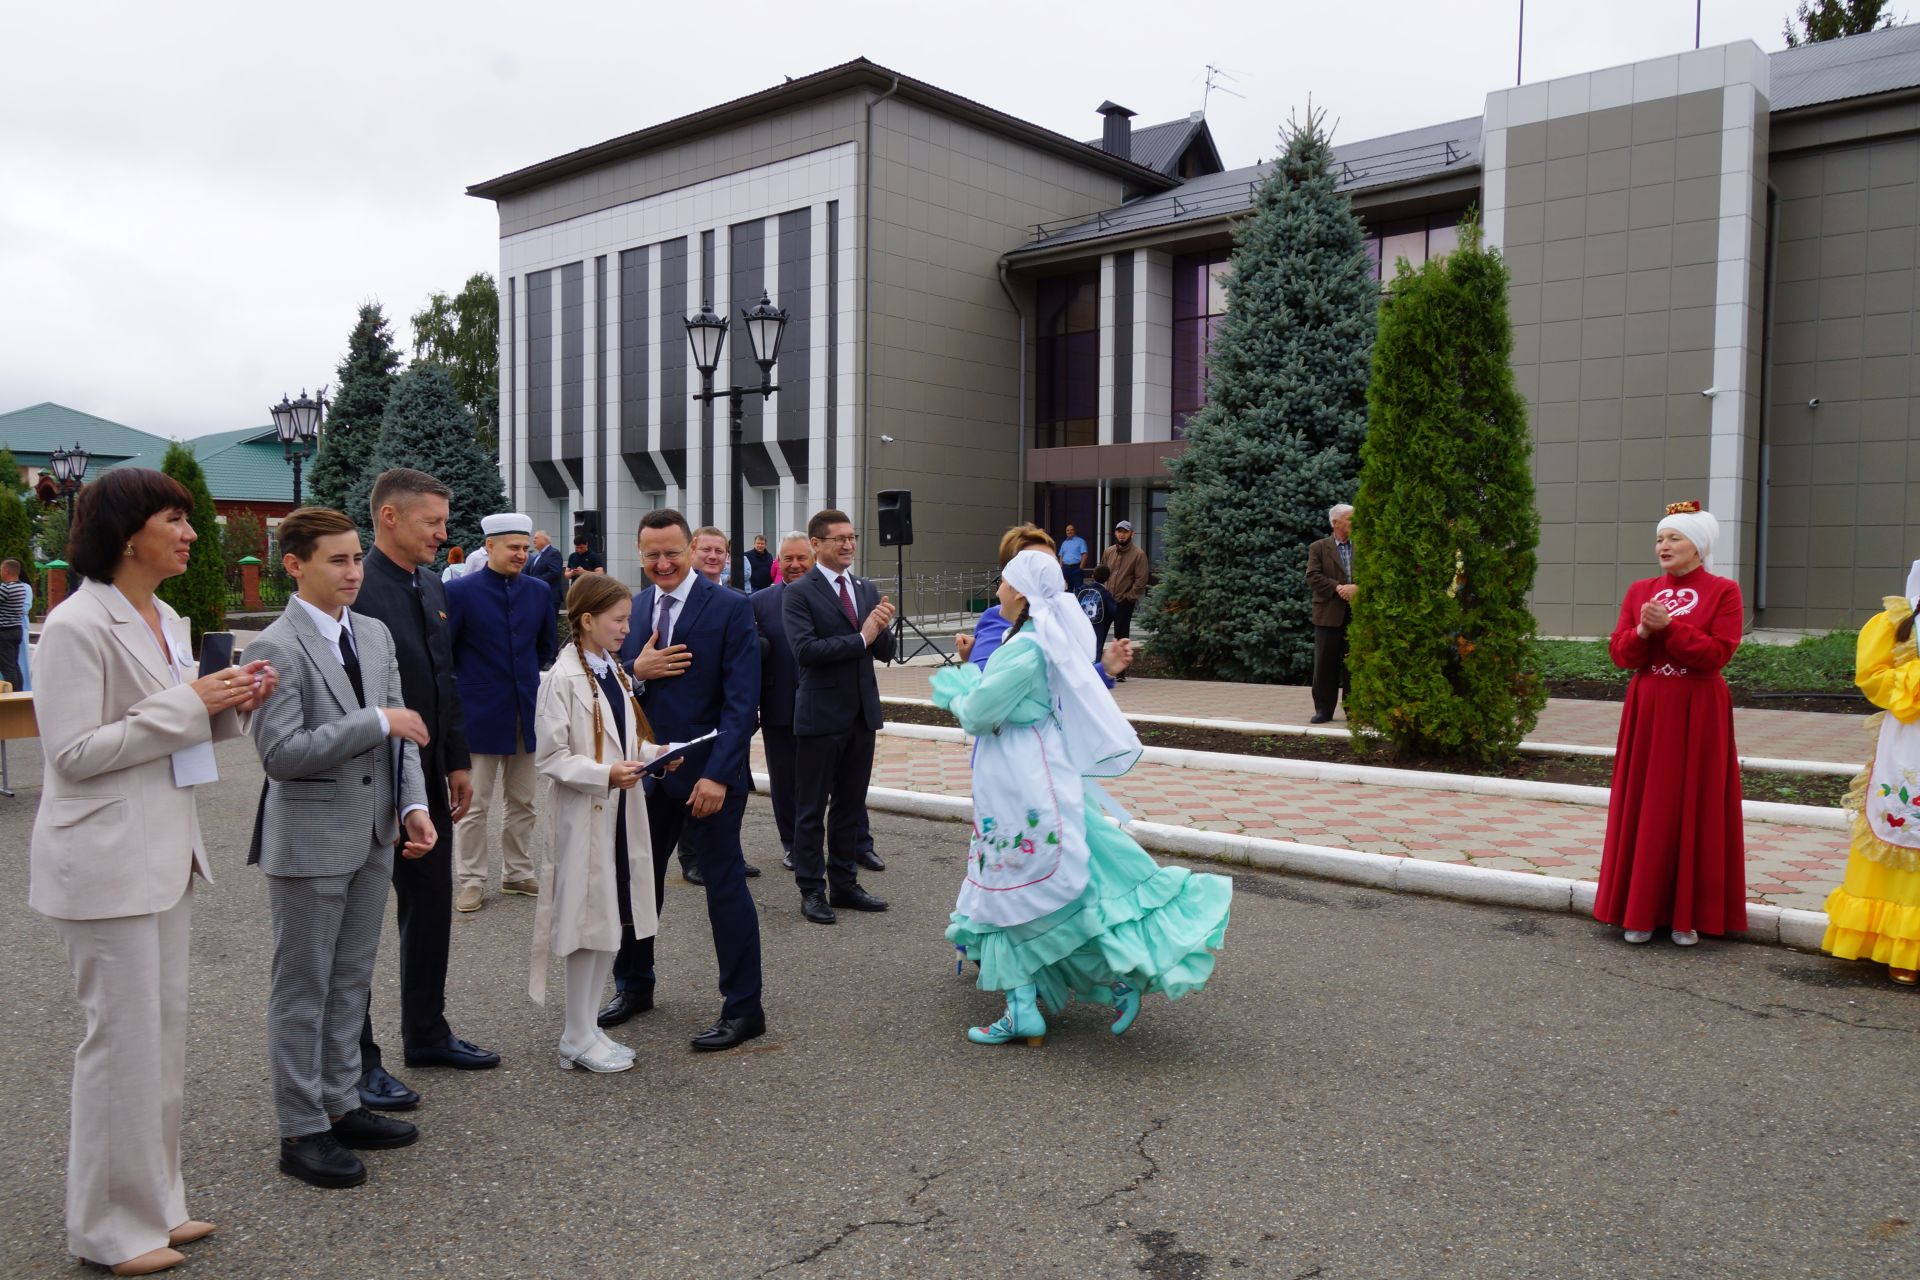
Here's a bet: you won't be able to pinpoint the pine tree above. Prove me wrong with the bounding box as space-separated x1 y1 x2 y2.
0 447 35 584
309 303 403 514
347 364 508 561
1784 0 1894 46
412 273 501 451
157 441 227 647
1345 218 1545 764
1149 107 1378 683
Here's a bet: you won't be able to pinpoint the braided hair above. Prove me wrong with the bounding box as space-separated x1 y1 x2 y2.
564 574 656 759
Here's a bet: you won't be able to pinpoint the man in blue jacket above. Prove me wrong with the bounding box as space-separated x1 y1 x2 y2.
446 513 557 914
605 509 766 1051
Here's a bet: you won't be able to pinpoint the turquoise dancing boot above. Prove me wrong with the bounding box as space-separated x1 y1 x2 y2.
1109 982 1140 1036
967 984 1045 1046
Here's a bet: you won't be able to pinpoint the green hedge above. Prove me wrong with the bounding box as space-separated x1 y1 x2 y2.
1534 631 1858 694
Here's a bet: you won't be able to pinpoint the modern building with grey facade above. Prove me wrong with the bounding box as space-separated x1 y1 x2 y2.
472 26 1920 634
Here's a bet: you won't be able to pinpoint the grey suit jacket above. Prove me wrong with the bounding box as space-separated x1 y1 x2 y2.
246 599 427 878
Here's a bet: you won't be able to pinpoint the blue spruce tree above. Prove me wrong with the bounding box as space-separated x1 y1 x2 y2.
347 364 508 563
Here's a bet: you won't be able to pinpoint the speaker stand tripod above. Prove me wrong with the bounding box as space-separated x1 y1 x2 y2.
892 541 953 666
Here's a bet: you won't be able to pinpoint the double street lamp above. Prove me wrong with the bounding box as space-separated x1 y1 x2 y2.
684 291 789 587
269 386 327 506
46 441 91 525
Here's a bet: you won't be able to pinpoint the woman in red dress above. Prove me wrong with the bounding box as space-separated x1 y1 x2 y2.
1594 501 1747 946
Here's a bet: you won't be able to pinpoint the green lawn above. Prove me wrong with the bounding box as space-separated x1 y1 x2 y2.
1534 630 1859 694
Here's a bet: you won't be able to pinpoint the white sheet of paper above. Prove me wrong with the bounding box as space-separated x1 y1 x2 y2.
171 739 219 788
646 729 720 774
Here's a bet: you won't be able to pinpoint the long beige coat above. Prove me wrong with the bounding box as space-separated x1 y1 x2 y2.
528 644 659 1003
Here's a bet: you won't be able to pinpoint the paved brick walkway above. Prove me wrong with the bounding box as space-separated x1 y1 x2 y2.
876 667 1871 766
766 729 1852 915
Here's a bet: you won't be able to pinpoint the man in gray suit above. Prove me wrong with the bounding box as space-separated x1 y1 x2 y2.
246 508 435 1190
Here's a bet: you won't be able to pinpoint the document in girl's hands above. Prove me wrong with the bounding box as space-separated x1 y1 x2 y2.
643 729 721 775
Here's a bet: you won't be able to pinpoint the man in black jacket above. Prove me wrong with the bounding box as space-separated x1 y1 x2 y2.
352 469 499 1110
750 532 812 869
783 509 895 925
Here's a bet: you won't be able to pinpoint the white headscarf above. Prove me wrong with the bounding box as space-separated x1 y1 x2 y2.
1000 549 1142 779
1656 506 1718 573
1904 559 1920 604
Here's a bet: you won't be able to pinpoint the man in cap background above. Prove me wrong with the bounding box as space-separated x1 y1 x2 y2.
1101 519 1150 653
446 513 557 913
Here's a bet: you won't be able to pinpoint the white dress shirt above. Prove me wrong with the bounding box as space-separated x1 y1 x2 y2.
293 595 426 821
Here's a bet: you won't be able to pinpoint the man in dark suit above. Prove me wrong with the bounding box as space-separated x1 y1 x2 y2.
353 469 500 1111
526 529 566 619
750 532 812 869
604 508 766 1051
1305 502 1358 725
783 508 895 925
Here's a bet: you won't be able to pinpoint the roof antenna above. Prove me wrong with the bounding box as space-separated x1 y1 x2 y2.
1202 64 1244 119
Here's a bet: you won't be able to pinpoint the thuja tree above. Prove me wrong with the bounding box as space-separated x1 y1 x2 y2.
0 447 35 582
1346 217 1544 764
157 442 227 647
1149 107 1378 682
309 303 403 514
347 363 507 560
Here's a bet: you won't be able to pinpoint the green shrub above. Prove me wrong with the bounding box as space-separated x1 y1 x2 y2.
156 442 226 647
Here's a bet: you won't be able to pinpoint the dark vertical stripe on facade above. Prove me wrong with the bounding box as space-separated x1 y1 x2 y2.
504 277 515 506
560 261 585 487
826 201 839 508
595 255 608 514
728 218 778 487
657 238 688 484
700 229 716 517
777 208 812 478
528 269 552 466
617 247 664 492
1112 253 1133 444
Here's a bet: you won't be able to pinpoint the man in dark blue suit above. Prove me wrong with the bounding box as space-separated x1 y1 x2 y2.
750 532 812 868
603 508 766 1051
784 508 895 925
445 513 558 913
526 529 566 618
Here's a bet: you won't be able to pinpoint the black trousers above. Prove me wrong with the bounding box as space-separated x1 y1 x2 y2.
0 624 21 690
1113 599 1138 641
613 783 764 1021
762 722 797 853
360 772 455 1067
1312 623 1350 719
789 727 876 895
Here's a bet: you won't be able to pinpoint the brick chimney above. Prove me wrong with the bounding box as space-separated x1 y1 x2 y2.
1097 101 1136 162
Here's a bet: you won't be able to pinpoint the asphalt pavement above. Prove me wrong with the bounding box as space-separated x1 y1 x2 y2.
1 736 1917 1279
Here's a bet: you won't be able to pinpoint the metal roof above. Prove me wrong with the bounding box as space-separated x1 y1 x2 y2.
1081 115 1222 178
1769 21 1920 112
0 402 170 468
1015 115 1481 257
100 425 296 504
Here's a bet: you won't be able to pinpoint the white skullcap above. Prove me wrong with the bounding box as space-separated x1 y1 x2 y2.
480 513 533 538
1655 503 1717 572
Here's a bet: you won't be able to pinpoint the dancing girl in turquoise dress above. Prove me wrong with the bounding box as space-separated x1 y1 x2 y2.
931 549 1232 1045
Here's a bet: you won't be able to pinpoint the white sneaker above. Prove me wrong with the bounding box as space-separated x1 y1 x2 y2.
1624 929 1653 944
558 1039 633 1073
1671 929 1699 947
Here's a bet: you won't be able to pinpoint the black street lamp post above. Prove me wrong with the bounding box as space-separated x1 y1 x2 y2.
269 387 327 506
47 441 91 526
684 291 788 588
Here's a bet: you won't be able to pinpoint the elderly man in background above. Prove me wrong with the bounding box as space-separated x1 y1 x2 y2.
447 513 558 913
1305 503 1358 725
527 529 566 615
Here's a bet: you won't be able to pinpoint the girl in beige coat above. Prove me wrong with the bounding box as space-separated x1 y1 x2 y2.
531 575 670 1072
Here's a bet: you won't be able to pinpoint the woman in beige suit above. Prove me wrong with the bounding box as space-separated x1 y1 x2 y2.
529 575 666 1073
30 469 277 1276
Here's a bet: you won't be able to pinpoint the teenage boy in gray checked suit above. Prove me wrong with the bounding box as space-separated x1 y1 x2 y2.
244 508 435 1190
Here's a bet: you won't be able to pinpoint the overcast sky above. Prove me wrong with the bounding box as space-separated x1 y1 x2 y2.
1 0 1819 442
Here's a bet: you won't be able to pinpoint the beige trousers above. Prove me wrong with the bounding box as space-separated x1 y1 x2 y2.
454 749 537 888
53 887 193 1266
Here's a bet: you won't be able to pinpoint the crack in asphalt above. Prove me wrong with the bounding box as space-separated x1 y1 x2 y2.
757 1164 960 1275
1078 1115 1169 1212
1596 964 1913 1031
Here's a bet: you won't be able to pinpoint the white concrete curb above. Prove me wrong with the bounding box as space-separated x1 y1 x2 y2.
878 696 1863 777
875 723 1847 831
822 780 1831 952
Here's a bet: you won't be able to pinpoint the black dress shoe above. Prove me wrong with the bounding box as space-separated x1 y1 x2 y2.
403 1035 501 1070
743 861 763 878
690 1010 767 1052
597 989 653 1027
330 1107 419 1150
1309 714 1333 724
830 884 889 912
801 890 837 925
682 862 706 886
357 1066 419 1111
781 852 794 871
280 1133 366 1189
856 849 887 872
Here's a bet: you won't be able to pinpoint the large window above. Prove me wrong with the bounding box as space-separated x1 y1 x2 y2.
1172 250 1232 435
1363 210 1465 283
1035 270 1100 448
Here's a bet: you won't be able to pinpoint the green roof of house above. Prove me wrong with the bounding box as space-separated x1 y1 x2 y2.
0 402 172 469
184 427 301 504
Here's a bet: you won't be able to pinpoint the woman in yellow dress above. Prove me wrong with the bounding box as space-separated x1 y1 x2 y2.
1823 561 1920 984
